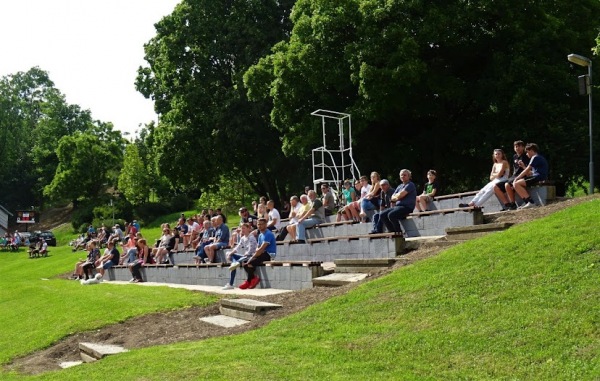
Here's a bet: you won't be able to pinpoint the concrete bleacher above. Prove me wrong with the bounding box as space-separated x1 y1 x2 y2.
106 185 555 291
106 261 324 290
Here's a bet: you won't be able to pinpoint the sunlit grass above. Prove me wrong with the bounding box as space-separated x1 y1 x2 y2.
2 199 599 380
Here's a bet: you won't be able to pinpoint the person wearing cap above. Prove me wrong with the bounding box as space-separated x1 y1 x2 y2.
109 224 124 243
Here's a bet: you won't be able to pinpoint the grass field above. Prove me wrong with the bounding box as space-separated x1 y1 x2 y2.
1 200 598 380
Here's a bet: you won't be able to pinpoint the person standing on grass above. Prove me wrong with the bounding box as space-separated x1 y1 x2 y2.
240 218 276 290
222 223 257 290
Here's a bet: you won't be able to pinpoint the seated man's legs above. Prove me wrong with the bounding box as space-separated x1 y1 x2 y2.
296 218 319 242
383 205 411 233
514 178 530 199
371 208 392 233
494 179 510 204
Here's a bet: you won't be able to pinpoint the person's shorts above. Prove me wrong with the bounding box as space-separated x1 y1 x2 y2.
213 242 228 250
420 195 434 202
524 176 542 187
101 260 116 270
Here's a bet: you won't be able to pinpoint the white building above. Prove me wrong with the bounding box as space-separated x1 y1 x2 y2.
0 205 12 236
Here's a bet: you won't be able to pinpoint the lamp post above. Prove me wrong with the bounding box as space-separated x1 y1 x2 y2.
568 53 593 194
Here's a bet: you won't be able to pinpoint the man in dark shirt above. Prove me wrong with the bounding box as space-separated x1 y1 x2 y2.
371 179 395 234
494 140 530 210
96 240 120 278
509 143 549 209
370 169 417 235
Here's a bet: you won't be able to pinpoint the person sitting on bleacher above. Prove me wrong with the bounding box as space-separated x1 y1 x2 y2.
283 195 310 242
494 140 531 210
459 149 509 208
336 180 357 222
359 172 382 222
152 225 174 264
96 239 120 278
203 215 229 263
266 200 281 232
129 238 150 283
230 206 259 246
506 143 548 209
320 182 336 216
370 169 417 235
416 170 439 212
344 175 371 222
28 237 43 258
194 220 214 264
295 190 327 244
223 223 258 290
240 218 276 290
371 179 395 234
277 195 303 241
74 241 100 280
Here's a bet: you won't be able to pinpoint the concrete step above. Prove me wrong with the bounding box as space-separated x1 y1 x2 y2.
79 342 128 362
446 222 513 241
200 315 250 328
219 298 282 320
312 273 368 287
333 258 396 273
59 361 84 369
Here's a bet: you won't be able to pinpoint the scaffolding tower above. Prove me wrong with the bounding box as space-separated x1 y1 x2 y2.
311 109 361 198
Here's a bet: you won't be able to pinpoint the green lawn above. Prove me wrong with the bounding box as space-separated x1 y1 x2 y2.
2 199 599 380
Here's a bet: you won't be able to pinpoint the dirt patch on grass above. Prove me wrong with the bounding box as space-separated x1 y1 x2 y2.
5 195 597 375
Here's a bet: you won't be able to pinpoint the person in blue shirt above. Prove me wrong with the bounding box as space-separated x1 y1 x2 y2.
370 169 417 235
508 143 549 209
203 215 229 263
240 218 276 290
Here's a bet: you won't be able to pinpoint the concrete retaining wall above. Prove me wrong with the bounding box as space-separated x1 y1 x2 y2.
106 262 323 290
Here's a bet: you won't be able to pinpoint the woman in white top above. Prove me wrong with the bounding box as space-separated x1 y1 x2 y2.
463 149 510 208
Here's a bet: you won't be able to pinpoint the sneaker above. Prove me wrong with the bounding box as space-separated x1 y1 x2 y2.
238 280 250 290
204 259 212 264
509 203 518 210
229 262 241 271
222 284 234 290
129 278 136 283
248 276 261 289
520 202 535 209
458 203 469 208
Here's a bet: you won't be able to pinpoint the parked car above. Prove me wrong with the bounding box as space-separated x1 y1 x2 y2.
30 231 57 247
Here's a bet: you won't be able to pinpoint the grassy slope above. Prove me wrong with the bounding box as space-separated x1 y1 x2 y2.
3 200 599 380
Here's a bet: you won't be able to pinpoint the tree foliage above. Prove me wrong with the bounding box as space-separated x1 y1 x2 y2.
136 0 303 204
246 0 600 192
118 144 150 206
43 127 124 207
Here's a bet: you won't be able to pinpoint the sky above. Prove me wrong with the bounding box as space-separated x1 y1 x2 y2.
0 0 181 136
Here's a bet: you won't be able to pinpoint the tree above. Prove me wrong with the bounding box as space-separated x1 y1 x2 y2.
246 0 600 192
44 130 124 207
118 144 150 206
136 0 301 204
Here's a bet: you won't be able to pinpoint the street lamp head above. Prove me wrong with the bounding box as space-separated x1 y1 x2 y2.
568 53 592 67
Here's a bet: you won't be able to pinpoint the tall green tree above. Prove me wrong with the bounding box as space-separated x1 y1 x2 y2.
136 0 302 204
118 144 150 206
246 0 600 192
44 129 124 207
